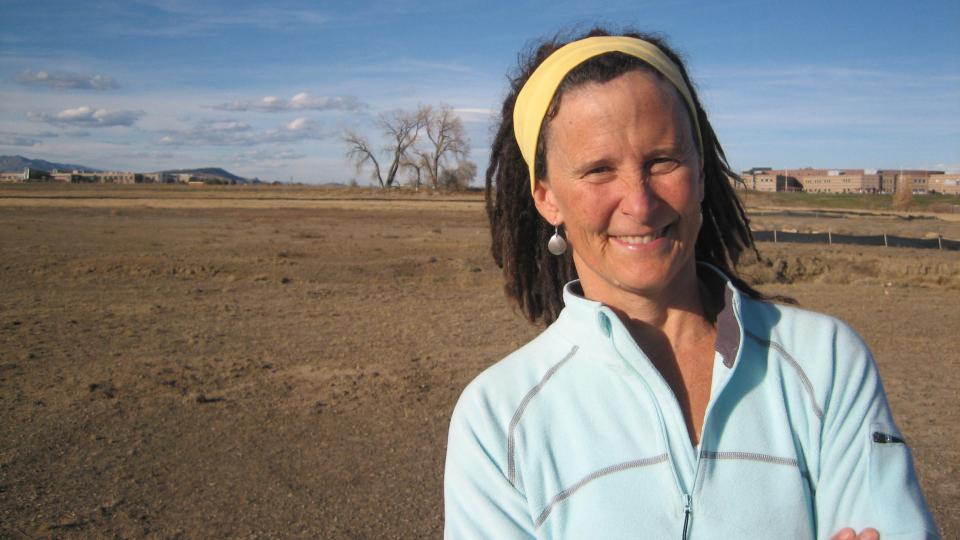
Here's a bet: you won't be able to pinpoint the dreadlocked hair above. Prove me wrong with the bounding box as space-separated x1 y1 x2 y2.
486 27 769 326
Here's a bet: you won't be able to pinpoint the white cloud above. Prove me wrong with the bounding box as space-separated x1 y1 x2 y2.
236 149 306 162
204 120 251 132
285 117 315 131
157 117 328 146
15 70 119 90
29 106 144 127
452 107 496 123
0 133 41 147
121 150 175 160
102 2 332 35
213 92 365 112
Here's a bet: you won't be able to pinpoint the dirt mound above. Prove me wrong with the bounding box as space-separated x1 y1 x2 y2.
739 244 960 289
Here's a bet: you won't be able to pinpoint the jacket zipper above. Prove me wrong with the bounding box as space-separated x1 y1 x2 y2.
615 341 690 538
681 493 692 539
605 316 711 540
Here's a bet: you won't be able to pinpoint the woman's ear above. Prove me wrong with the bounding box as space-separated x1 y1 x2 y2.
532 179 563 226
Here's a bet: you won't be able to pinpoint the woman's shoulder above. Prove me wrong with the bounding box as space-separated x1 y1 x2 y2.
450 323 580 432
739 294 869 351
706 263 866 349
737 294 879 394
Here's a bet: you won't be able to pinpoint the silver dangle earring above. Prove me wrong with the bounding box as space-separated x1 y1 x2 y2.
547 225 567 256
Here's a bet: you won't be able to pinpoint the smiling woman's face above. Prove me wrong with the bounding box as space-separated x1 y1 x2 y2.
535 69 703 306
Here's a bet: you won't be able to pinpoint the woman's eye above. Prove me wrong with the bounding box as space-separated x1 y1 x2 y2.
648 158 679 174
585 166 612 176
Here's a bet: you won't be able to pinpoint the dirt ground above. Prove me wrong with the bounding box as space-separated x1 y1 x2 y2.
1 186 957 538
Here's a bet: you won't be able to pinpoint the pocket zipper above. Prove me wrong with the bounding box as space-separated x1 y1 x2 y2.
872 431 905 444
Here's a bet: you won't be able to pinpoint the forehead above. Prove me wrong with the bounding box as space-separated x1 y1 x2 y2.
545 70 692 148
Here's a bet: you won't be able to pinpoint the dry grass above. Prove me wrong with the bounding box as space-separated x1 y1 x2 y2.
1 185 957 537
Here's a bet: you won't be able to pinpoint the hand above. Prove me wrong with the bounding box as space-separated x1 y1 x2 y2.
831 527 879 540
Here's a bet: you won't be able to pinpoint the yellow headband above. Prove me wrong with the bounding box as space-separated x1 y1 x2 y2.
513 36 703 194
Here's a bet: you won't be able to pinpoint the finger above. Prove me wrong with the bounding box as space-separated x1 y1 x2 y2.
831 528 856 540
857 528 880 540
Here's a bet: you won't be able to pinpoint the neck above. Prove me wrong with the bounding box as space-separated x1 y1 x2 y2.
578 262 717 353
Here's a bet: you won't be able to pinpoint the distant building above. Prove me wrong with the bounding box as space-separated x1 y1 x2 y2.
739 166 948 194
0 167 52 182
51 171 73 182
141 172 177 183
1 167 237 185
97 171 143 184
802 170 881 194
929 173 960 195
875 170 943 194
51 170 92 183
738 167 802 192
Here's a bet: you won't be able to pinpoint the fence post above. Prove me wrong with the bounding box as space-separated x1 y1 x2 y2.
773 229 778 243
828 230 832 245
939 235 943 250
883 233 888 247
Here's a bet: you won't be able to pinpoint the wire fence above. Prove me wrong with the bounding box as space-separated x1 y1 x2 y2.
752 230 960 251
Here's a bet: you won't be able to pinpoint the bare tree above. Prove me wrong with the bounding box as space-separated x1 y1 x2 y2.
400 152 427 191
417 105 469 190
343 130 384 187
343 105 469 190
379 109 426 188
440 160 477 191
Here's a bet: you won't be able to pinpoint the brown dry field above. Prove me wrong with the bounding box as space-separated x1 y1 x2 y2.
1 185 958 538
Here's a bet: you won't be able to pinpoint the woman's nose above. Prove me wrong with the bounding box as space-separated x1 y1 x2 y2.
618 172 661 219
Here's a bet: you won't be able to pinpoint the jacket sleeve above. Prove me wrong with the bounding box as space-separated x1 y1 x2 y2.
814 322 939 539
444 386 537 540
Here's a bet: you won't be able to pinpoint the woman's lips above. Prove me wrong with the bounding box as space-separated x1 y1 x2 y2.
611 224 672 246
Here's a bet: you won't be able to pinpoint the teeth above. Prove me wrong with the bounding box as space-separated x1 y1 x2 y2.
618 229 664 244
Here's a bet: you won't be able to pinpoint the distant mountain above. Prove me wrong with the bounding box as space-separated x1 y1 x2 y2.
0 155 102 173
158 167 249 184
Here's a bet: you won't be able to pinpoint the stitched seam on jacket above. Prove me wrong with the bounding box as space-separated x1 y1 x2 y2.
506 345 579 486
745 330 824 420
534 453 669 529
700 450 798 467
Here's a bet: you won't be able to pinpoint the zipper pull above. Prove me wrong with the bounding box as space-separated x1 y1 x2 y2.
872 431 905 444
681 494 692 539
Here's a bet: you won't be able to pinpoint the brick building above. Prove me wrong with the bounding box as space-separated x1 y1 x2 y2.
802 170 881 194
740 167 950 194
928 173 960 195
98 171 143 184
739 167 803 192
0 168 52 182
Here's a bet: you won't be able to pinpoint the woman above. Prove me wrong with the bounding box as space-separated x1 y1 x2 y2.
444 28 938 539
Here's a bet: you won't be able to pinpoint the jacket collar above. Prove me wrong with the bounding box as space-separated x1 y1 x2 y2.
555 263 745 370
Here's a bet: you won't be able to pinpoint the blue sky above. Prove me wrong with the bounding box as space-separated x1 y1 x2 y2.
1 0 958 183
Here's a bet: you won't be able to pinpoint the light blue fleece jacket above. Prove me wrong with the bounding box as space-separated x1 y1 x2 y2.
444 269 938 539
